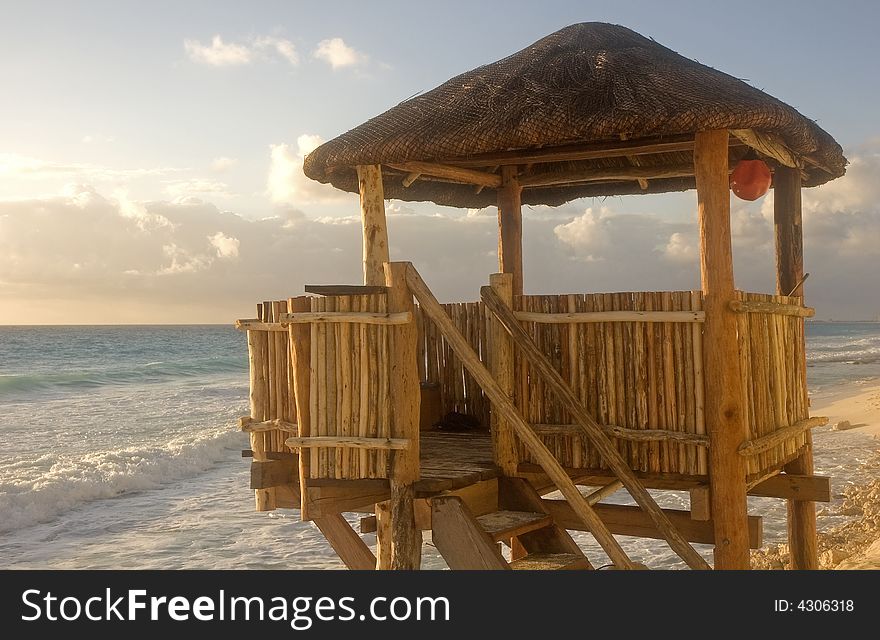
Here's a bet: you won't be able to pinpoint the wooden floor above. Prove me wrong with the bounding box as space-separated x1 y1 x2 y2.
416 430 497 494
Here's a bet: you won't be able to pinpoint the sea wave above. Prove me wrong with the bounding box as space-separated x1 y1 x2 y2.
0 428 245 534
0 357 247 397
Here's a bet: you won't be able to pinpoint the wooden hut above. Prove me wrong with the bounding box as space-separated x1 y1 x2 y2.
236 23 846 570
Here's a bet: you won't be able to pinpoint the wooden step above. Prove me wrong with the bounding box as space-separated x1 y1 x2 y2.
475 510 552 542
509 552 591 571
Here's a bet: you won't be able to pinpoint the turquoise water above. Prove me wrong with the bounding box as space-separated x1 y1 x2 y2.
0 322 877 569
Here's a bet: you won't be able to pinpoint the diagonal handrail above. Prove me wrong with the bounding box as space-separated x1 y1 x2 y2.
403 263 636 569
481 285 711 570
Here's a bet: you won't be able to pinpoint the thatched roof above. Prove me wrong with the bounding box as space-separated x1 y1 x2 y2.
304 22 846 208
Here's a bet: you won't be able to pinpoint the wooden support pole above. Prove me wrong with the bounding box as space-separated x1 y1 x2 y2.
288 296 311 517
694 130 750 569
497 166 523 296
775 165 818 570
385 262 422 569
357 165 390 286
313 514 377 570
247 320 276 512
489 273 518 475
375 500 392 570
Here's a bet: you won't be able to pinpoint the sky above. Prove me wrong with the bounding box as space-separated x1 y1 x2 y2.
1 0 878 323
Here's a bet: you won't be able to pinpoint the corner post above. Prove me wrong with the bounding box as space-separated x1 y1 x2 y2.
288 295 311 518
249 303 275 511
694 130 751 569
384 262 422 569
488 272 518 475
775 165 818 570
357 165 390 286
497 165 523 296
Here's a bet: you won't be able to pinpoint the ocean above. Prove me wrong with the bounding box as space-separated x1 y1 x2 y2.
1 322 878 569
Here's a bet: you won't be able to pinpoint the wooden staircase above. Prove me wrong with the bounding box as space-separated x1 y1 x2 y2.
432 477 593 570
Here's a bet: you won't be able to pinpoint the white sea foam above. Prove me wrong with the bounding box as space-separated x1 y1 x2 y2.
0 428 245 534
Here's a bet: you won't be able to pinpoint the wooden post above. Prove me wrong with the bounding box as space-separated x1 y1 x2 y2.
384 262 421 569
489 273 518 475
375 500 392 569
357 165 390 286
248 305 276 512
497 166 523 296
289 296 311 518
694 130 751 569
775 165 818 570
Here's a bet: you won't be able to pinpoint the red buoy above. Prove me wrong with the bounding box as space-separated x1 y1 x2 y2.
730 157 772 201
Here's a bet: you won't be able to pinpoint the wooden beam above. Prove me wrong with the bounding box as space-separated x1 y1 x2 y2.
728 300 814 318
514 310 705 324
481 284 710 570
285 436 410 450
278 311 412 325
532 423 710 446
375 501 392 570
695 129 751 569
737 417 828 457
239 416 298 433
542 499 763 549
730 129 799 169
402 172 421 187
387 161 502 188
431 496 510 569
236 320 287 332
289 295 311 517
357 165 389 286
307 481 391 518
519 163 696 188
442 136 699 168
586 480 623 506
749 473 831 502
775 165 818 570
517 463 707 492
489 273 518 475
246 319 274 512
250 460 296 490
497 166 523 296
405 264 637 569
689 486 712 521
305 284 388 296
313 513 377 570
385 262 422 570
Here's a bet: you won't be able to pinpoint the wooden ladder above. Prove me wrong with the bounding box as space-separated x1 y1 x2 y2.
403 262 710 570
432 477 592 570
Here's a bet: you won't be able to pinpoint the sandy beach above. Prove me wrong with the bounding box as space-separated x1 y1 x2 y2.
753 381 880 569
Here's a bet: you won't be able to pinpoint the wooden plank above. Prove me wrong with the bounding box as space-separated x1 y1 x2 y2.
730 129 799 169
694 129 750 569
542 499 763 549
509 553 591 570
689 486 712 521
737 417 827 457
387 161 502 188
497 167 523 296
749 473 831 502
285 436 411 450
357 165 389 286
518 162 697 188
278 311 412 325
289 295 311 515
512 310 705 323
406 264 637 569
431 496 509 570
385 262 422 570
236 320 287 332
441 136 700 168
239 417 298 433
481 284 711 570
250 460 296 490
475 510 552 542
729 300 814 318
532 423 710 446
305 284 388 296
313 513 377 570
517 463 707 491
375 501 392 570
307 483 391 518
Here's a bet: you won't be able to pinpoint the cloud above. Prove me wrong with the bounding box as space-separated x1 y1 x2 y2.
267 134 353 206
184 35 253 66
208 231 240 259
0 153 185 183
184 35 299 67
210 156 238 173
312 38 367 69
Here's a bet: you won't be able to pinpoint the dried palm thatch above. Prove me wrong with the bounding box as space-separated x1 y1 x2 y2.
304 22 846 208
